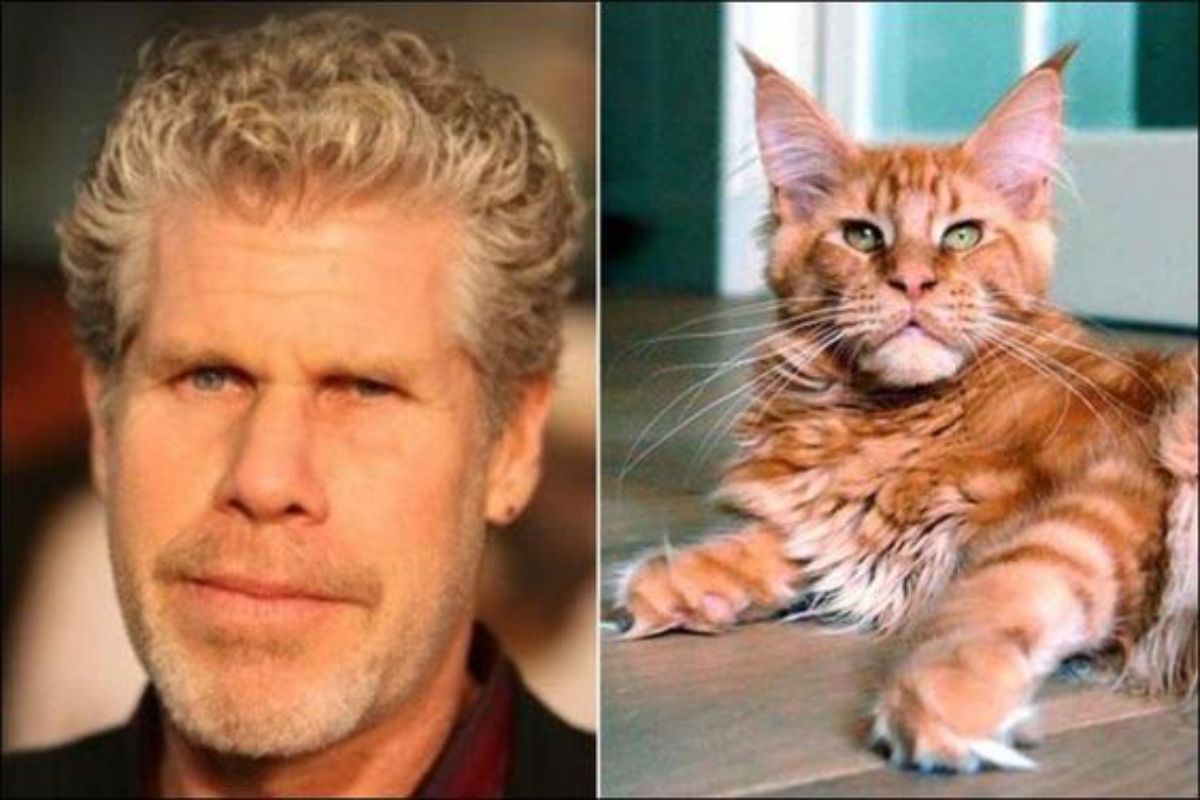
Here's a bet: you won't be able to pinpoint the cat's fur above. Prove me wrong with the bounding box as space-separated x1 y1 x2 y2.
615 44 1198 773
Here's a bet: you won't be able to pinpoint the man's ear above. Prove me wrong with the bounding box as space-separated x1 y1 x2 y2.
484 376 554 527
82 365 110 500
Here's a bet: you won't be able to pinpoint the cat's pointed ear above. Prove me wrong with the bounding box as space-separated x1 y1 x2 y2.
741 45 857 222
963 42 1077 217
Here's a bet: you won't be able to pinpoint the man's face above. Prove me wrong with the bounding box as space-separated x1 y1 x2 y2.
88 194 501 758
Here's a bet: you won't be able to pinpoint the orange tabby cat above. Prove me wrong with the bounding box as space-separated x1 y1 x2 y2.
614 44 1198 773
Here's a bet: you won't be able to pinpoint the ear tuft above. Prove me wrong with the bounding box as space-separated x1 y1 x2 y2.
738 44 775 79
1034 41 1079 75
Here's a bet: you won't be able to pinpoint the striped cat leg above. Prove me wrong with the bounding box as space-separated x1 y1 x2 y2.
871 470 1158 772
612 522 803 639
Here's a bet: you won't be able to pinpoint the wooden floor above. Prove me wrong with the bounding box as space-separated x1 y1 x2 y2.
600 294 1199 798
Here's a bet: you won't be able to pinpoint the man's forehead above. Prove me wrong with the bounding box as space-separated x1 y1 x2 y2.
152 192 465 284
152 193 461 302
127 193 477 376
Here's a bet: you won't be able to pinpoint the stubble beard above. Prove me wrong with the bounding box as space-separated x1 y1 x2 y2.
106 469 487 759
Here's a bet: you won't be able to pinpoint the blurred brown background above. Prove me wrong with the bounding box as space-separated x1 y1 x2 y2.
2 2 596 749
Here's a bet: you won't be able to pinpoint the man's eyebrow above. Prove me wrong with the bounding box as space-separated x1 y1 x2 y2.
139 342 242 376
318 357 423 383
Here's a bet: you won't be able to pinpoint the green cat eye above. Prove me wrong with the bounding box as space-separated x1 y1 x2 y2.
842 220 885 253
941 220 983 251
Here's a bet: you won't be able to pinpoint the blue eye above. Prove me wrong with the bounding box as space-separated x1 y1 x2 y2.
188 367 233 392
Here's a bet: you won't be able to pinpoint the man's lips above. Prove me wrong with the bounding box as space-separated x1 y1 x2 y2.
186 574 346 604
171 574 352 634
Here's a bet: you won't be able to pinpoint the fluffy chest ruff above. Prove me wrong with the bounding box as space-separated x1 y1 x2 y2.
716 389 985 633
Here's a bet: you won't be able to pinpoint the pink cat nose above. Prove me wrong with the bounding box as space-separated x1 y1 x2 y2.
886 275 939 300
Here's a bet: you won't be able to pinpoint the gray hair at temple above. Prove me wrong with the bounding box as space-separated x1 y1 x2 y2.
56 10 582 429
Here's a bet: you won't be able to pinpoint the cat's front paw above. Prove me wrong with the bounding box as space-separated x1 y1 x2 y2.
612 539 798 639
611 549 750 639
871 641 1040 773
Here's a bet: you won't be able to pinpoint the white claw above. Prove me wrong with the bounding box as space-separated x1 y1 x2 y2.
967 738 1038 771
868 714 891 747
998 705 1037 739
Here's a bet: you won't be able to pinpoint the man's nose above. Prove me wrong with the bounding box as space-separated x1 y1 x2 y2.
217 389 328 524
885 260 939 301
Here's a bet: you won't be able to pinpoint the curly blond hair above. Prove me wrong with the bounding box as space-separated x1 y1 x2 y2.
57 10 581 425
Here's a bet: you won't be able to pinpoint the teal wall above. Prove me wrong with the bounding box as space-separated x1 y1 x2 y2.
1137 1 1199 127
868 1 1198 137
1048 2 1138 129
601 3 721 294
870 2 1023 137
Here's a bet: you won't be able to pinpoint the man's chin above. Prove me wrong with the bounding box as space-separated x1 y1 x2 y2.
857 329 966 388
147 627 386 759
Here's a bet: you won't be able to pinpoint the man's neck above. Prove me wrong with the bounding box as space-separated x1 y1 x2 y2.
155 622 477 797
